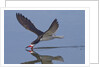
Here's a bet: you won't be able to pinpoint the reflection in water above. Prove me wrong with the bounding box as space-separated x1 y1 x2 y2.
21 45 84 64
21 49 64 64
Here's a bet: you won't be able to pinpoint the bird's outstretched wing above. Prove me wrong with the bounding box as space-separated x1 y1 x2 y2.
16 13 43 36
43 19 59 37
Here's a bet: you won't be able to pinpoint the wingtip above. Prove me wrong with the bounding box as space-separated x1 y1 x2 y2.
54 18 57 21
53 18 58 23
16 13 22 16
16 13 18 16
16 13 19 15
16 13 24 19
54 18 59 24
16 13 19 17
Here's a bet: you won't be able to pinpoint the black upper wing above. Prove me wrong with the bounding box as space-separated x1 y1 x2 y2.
16 13 43 36
43 19 59 37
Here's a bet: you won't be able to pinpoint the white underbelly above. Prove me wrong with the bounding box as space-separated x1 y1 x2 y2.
40 36 54 41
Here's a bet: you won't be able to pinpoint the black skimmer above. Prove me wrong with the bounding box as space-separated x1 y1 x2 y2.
21 49 64 64
16 13 64 49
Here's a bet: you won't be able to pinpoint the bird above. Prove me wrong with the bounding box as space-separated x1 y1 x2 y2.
16 13 64 49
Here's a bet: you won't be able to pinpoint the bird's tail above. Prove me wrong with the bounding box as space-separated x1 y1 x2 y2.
54 36 64 39
53 56 64 62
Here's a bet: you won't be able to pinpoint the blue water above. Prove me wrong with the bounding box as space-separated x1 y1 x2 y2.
4 10 85 64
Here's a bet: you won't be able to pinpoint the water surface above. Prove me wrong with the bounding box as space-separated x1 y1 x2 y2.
4 10 85 64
